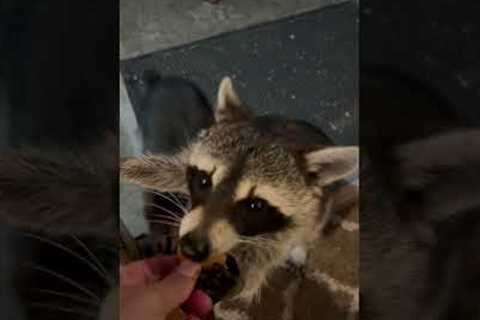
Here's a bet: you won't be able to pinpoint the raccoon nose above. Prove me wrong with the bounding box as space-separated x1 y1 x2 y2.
179 232 211 262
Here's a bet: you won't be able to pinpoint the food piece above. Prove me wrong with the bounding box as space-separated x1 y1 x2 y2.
202 253 227 268
166 308 186 320
177 252 240 303
167 254 238 320
177 253 239 301
195 254 241 303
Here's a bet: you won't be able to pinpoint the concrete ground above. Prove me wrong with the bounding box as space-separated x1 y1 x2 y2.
120 0 348 59
120 0 355 236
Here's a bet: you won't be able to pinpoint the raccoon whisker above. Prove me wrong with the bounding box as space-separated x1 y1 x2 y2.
144 189 184 209
148 216 180 224
253 236 278 244
236 239 270 251
148 219 180 228
236 238 256 245
144 210 182 223
149 222 180 228
144 189 188 213
238 235 277 247
31 288 100 307
22 233 111 285
146 211 181 221
69 234 115 286
144 188 186 209
29 302 96 318
159 190 187 209
144 203 183 221
147 216 181 226
168 192 190 209
27 263 102 303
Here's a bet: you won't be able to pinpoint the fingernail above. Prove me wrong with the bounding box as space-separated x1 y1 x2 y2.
176 260 201 278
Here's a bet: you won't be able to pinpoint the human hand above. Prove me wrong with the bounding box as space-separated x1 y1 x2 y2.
120 255 213 320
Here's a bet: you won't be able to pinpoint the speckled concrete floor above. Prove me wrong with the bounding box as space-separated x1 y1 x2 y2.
120 0 349 59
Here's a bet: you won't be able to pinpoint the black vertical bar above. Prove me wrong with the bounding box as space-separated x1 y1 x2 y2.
0 1 118 319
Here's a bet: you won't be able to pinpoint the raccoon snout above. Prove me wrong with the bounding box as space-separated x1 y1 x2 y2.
179 232 211 262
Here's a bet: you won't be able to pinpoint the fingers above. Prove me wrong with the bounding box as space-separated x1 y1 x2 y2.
147 260 201 311
183 289 213 317
120 255 179 287
120 258 209 320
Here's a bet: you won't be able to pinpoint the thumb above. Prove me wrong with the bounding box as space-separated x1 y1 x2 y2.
148 260 201 315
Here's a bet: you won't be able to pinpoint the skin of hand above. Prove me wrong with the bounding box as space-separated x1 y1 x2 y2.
120 255 213 320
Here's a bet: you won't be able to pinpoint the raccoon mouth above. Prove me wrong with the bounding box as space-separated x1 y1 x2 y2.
136 234 242 302
195 254 242 303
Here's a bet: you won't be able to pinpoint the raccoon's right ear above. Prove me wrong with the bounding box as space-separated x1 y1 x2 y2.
304 146 359 187
215 76 252 123
120 152 188 194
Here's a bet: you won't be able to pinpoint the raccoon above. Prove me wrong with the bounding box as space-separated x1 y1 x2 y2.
121 77 359 301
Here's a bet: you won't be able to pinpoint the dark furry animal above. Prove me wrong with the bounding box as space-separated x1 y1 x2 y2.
360 69 480 320
127 72 214 254
129 71 214 155
0 141 118 320
7 229 117 320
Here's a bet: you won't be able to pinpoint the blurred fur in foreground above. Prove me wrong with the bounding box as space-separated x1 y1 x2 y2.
360 69 480 320
0 138 118 320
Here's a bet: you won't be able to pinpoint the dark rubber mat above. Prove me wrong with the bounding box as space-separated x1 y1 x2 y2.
121 2 358 145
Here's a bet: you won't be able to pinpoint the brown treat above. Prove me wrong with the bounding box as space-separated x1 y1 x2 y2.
202 254 227 268
166 308 186 320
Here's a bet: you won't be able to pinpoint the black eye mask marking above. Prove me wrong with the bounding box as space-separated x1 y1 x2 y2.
229 196 293 236
186 166 213 207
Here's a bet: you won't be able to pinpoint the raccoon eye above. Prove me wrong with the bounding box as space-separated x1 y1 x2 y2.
245 198 267 212
197 171 211 189
187 166 212 192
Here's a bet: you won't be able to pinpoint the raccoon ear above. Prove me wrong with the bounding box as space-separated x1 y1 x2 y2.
305 146 359 187
120 152 188 194
215 76 251 123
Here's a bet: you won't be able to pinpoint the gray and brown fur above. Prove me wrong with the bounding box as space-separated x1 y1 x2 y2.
0 136 118 320
0 135 117 239
360 69 480 320
121 77 359 305
361 128 480 320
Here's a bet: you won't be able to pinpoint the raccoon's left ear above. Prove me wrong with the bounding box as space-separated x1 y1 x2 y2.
120 152 188 194
215 76 252 123
304 146 359 187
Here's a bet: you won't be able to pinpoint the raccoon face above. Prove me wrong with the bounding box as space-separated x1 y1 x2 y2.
121 77 358 294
